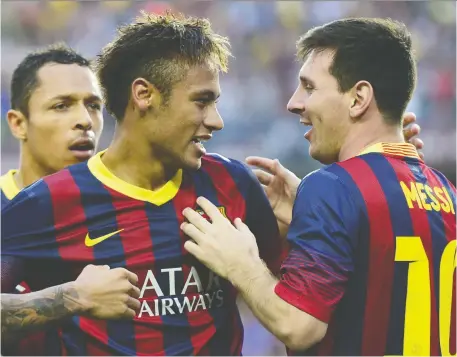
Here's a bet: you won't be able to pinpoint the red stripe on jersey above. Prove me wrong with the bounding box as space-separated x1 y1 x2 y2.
172 173 213 356
339 158 395 355
386 158 440 356
46 169 90 263
46 170 108 353
81 319 110 356
108 190 165 355
202 159 246 354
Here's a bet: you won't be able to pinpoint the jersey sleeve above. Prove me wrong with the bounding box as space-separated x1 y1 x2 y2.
274 169 361 323
240 162 283 275
1 183 59 271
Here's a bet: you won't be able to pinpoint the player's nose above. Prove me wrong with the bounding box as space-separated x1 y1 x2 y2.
204 107 224 132
287 88 306 115
73 103 93 131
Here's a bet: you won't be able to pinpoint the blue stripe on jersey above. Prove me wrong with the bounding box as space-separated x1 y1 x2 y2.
69 164 137 355
405 158 447 356
361 155 414 355
191 168 234 355
2 180 61 263
324 163 370 356
1 189 10 206
61 317 88 355
143 199 193 356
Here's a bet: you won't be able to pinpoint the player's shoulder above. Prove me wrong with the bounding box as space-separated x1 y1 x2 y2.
299 166 345 194
201 153 253 179
7 162 90 208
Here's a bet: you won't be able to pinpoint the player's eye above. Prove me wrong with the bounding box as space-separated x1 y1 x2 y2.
304 83 314 92
52 102 70 111
87 103 102 111
196 98 211 105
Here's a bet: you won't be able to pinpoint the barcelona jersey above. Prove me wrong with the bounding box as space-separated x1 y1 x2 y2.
2 151 282 356
275 143 456 356
1 169 59 356
1 169 20 206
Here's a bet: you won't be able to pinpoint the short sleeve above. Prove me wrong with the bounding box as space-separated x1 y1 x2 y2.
2 182 57 258
274 169 360 323
242 164 284 275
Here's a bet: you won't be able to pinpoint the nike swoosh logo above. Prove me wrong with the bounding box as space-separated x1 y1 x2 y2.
85 229 124 247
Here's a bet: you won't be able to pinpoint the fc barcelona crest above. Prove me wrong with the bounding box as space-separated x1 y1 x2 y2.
195 206 227 221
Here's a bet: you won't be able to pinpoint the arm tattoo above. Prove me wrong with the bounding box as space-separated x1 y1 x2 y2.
1 282 85 342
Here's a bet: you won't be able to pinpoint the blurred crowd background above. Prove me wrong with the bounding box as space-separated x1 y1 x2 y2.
1 1 455 355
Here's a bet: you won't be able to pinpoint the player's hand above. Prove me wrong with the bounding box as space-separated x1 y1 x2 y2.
402 112 425 160
74 265 141 319
181 197 260 281
246 156 300 228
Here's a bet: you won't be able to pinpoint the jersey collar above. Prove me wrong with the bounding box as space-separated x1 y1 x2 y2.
358 142 422 160
0 169 20 200
87 151 182 206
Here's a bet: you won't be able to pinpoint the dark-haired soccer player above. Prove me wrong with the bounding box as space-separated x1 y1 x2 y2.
1 44 140 354
1 13 282 356
181 18 456 356
1 14 427 356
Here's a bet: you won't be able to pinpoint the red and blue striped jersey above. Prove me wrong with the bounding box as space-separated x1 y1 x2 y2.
2 151 282 356
1 169 60 356
275 143 456 356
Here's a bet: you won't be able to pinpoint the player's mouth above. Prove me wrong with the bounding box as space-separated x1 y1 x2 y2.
191 135 212 156
69 138 95 160
300 120 313 140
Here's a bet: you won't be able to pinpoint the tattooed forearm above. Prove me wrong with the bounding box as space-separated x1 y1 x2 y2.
1 282 86 342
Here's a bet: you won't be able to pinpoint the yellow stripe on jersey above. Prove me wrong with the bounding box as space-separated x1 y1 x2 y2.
0 169 20 201
359 142 421 160
87 151 182 206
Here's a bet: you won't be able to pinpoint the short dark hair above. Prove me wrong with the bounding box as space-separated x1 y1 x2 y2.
10 43 90 118
297 18 417 124
94 11 232 121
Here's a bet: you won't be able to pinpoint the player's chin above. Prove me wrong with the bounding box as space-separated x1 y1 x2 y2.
182 154 203 171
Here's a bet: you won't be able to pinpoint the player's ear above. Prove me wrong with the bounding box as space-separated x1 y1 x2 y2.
131 78 162 115
348 80 373 120
6 109 28 140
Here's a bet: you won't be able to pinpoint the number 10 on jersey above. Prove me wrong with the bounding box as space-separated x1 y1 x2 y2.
395 237 456 356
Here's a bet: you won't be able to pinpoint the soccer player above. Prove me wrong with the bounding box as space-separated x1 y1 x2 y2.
1 13 282 356
180 18 456 356
1 45 140 354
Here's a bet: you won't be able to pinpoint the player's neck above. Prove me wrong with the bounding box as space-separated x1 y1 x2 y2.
16 150 53 189
102 129 178 191
339 121 404 162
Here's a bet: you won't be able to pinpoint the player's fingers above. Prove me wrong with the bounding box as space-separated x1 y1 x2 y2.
402 112 417 126
181 222 207 243
116 268 138 285
129 284 141 299
123 307 137 319
196 197 227 224
234 218 250 233
404 124 421 141
183 240 206 261
126 296 141 312
419 151 425 161
182 207 212 232
410 137 424 150
245 156 276 173
252 169 273 186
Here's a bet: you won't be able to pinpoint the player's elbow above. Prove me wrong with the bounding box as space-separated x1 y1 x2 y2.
279 313 327 351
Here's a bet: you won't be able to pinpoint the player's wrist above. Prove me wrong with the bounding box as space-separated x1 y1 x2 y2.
63 281 93 315
228 257 268 289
